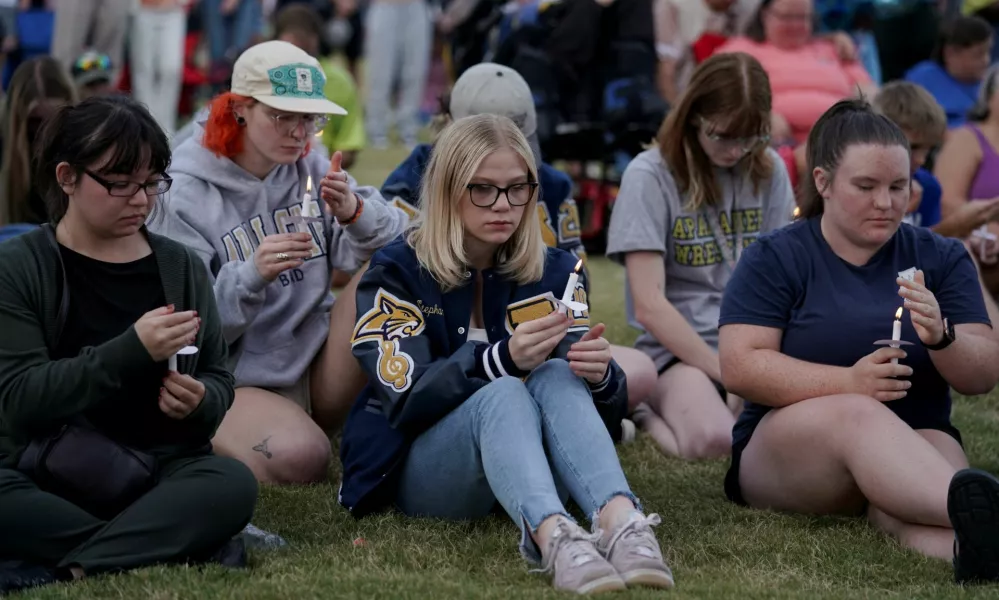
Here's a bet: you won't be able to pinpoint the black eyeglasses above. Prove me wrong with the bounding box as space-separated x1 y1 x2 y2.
466 182 538 208
85 169 173 197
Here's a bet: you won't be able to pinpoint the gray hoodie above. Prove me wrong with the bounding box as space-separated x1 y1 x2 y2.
149 126 408 389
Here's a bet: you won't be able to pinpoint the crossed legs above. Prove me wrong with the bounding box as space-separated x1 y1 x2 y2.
738 394 966 559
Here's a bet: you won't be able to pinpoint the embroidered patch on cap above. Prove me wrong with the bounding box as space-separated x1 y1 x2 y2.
267 63 325 98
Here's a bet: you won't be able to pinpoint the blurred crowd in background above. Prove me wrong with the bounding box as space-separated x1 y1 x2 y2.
1 0 999 251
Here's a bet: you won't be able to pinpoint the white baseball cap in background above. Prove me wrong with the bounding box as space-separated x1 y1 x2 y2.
230 41 347 116
450 63 537 138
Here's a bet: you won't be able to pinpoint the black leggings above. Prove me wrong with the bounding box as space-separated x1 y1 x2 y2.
0 454 257 574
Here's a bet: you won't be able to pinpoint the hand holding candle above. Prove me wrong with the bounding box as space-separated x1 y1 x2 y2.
159 371 206 420
897 270 945 347
134 306 200 362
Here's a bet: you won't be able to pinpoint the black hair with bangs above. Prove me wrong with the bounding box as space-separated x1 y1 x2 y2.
34 94 171 223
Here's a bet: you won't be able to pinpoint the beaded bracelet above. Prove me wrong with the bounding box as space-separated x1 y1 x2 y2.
339 196 364 226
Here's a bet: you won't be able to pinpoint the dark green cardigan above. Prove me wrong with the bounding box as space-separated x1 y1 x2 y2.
0 226 234 467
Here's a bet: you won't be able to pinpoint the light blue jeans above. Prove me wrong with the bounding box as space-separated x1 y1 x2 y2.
363 0 432 145
201 0 261 64
395 359 638 563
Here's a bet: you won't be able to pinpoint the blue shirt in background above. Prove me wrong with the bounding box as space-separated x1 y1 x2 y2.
905 167 943 228
720 218 989 446
905 60 981 127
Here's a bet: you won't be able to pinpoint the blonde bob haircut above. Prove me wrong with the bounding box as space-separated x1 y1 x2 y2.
409 113 545 291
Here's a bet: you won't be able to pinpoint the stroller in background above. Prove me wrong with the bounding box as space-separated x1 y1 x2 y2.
490 0 666 254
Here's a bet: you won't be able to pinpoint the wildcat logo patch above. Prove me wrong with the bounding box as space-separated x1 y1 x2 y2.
558 200 582 243
352 289 426 392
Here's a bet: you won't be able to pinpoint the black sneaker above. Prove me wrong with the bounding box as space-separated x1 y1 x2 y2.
0 560 59 594
208 536 248 569
948 468 999 584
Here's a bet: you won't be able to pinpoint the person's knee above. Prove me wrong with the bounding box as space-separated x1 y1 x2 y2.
468 376 538 421
530 358 578 385
620 355 657 411
263 431 333 484
211 456 259 521
679 425 732 460
809 393 885 424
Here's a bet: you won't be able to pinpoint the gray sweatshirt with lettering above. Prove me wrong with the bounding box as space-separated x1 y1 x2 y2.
149 125 408 389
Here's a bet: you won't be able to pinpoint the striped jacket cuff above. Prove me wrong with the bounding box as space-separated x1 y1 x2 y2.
587 366 613 393
474 338 530 381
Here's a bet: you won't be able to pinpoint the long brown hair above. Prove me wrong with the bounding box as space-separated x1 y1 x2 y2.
0 57 77 225
658 52 773 211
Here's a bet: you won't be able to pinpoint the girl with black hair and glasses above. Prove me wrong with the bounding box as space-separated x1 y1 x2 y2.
0 95 257 595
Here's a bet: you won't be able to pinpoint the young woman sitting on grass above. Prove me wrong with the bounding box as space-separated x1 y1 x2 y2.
0 95 257 595
606 52 795 460
380 62 657 431
339 114 673 594
719 98 999 584
150 40 408 485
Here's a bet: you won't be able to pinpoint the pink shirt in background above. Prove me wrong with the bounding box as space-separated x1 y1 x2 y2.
717 37 872 144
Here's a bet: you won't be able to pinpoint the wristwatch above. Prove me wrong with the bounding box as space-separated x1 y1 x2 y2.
923 317 956 351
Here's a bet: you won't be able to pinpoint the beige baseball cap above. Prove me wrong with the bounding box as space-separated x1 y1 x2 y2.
450 63 536 138
230 41 347 116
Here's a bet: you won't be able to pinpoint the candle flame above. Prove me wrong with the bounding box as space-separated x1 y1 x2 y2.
306 176 313 192
573 259 582 273
895 307 903 319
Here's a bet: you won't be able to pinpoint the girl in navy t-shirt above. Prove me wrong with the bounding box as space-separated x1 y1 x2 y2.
719 98 999 584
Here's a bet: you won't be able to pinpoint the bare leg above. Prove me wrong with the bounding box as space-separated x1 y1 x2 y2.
632 403 679 456
867 429 970 560
651 364 733 460
740 394 956 528
310 265 369 432
212 387 332 484
609 346 657 412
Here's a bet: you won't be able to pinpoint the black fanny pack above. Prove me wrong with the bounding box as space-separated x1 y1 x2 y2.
17 419 158 519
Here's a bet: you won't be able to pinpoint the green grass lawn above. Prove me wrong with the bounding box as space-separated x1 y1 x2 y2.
19 148 999 599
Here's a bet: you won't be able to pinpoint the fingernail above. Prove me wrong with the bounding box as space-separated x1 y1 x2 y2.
168 304 175 310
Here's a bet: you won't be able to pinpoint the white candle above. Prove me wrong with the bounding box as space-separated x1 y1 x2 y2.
890 307 903 365
561 259 583 304
301 176 314 218
168 345 199 372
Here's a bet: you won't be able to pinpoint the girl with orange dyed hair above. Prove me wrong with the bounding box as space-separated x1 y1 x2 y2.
149 41 408 487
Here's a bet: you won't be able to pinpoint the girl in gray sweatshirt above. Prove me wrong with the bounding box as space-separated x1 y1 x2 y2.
150 41 408 487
